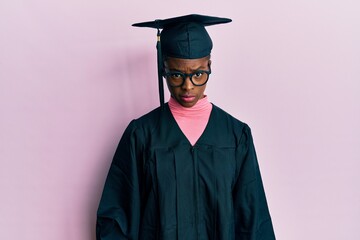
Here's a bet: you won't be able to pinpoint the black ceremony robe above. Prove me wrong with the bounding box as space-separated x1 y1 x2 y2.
96 103 275 240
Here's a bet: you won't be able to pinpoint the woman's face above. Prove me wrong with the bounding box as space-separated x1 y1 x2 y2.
164 56 211 108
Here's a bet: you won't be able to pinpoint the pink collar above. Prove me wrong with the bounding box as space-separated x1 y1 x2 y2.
168 96 212 146
168 96 212 116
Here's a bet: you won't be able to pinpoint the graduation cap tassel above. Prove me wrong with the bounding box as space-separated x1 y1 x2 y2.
156 27 164 108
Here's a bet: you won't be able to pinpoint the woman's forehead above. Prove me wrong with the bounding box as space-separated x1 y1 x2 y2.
165 56 210 70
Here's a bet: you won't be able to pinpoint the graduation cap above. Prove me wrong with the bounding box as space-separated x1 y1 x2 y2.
132 14 232 107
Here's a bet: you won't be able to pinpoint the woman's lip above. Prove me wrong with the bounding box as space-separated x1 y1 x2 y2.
180 95 195 102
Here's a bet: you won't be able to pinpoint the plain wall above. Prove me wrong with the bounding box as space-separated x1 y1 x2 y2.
0 0 359 239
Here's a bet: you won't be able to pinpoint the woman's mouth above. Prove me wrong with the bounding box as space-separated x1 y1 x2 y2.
180 95 196 102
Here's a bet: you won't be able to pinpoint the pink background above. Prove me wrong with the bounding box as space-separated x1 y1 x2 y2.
1 0 359 239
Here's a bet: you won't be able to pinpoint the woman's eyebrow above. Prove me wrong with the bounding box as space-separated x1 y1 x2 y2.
167 65 207 72
166 68 183 72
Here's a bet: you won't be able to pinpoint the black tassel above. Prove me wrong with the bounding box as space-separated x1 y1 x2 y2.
156 25 164 108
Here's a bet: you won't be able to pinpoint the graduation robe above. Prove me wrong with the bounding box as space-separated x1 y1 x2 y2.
96 103 275 240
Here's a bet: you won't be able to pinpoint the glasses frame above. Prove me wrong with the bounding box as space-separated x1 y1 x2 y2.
163 65 212 87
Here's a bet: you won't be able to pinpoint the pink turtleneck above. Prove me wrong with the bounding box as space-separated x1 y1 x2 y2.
168 96 212 146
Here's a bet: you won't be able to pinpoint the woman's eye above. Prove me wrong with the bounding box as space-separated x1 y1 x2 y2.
194 72 203 78
171 73 182 78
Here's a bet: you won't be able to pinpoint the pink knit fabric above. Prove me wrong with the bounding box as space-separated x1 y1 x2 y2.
168 96 212 146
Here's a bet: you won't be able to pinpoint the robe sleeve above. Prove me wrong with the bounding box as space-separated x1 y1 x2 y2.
96 120 143 240
233 125 276 240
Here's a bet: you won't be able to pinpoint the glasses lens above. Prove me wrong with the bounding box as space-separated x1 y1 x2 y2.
167 73 184 87
191 72 209 86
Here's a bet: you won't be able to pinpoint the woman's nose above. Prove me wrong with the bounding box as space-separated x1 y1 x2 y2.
181 76 194 90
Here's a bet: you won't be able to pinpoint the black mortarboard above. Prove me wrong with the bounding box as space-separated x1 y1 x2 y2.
132 14 232 107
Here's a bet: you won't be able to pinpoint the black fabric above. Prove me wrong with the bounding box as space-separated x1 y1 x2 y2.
160 22 213 59
97 104 275 240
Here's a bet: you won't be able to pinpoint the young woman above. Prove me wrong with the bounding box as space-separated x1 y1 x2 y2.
96 14 275 240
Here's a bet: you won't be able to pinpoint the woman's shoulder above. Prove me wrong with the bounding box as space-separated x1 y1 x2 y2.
127 104 169 136
211 104 249 128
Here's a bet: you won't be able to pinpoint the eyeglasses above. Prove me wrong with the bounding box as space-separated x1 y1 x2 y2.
163 66 211 87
